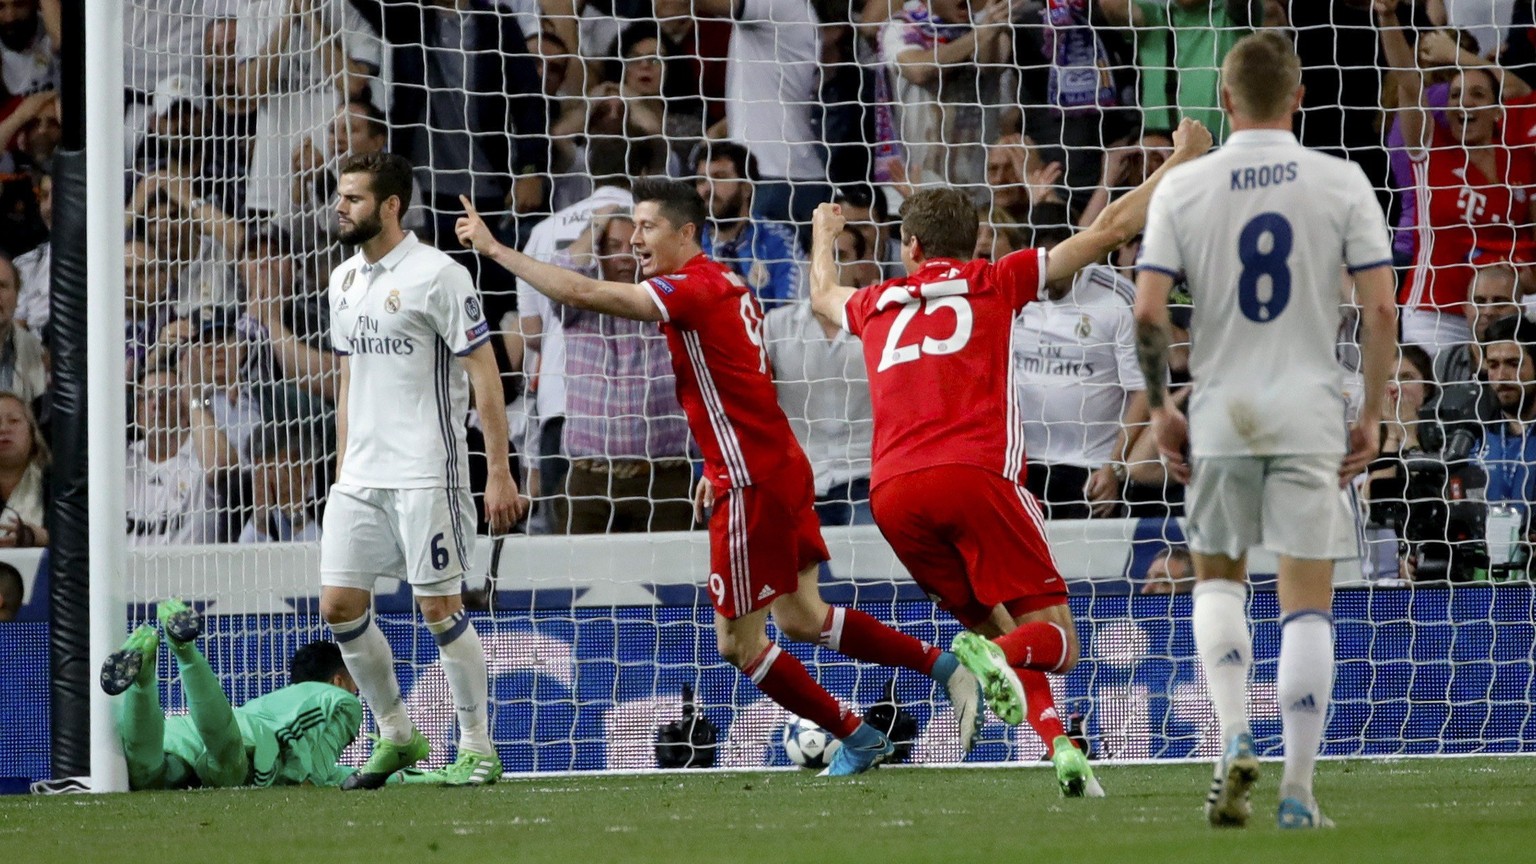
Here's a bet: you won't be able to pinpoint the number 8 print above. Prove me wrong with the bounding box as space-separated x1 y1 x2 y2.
1236 212 1293 323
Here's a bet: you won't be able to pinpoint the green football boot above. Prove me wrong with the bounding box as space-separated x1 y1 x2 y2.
156 599 202 644
100 624 159 696
950 631 1026 726
434 750 502 787
342 729 430 790
1051 736 1106 798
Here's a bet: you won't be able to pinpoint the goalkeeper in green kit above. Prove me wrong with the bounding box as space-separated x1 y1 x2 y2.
100 600 367 789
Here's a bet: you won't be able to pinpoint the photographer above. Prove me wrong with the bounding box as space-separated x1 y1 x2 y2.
1363 346 1440 580
1474 317 1536 515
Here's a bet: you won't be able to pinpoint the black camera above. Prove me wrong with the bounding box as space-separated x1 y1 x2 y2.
1371 383 1490 582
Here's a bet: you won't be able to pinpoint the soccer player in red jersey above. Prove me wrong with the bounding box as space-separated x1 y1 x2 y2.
809 119 1212 795
455 180 986 775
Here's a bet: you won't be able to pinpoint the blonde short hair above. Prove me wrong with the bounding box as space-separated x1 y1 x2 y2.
1221 31 1302 123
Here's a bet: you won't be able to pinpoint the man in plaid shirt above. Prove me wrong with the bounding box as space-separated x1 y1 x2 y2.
550 208 694 533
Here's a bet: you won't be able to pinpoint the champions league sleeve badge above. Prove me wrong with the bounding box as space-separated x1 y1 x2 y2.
465 296 482 321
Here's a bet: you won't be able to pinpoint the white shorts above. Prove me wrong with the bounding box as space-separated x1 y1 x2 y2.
319 484 476 597
1185 454 1359 561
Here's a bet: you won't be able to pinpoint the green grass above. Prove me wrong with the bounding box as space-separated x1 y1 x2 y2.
3 758 1533 864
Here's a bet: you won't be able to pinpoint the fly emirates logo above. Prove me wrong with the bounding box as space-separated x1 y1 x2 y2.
350 314 416 355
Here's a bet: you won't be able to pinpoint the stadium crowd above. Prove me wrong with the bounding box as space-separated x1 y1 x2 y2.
4 0 1536 582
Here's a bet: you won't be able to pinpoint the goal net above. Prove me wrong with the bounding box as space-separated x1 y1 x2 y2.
22 0 1530 785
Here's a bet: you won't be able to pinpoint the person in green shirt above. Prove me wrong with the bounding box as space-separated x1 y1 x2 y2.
100 600 366 789
1100 0 1261 142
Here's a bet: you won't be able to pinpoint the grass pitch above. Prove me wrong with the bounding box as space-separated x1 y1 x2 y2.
2 757 1532 864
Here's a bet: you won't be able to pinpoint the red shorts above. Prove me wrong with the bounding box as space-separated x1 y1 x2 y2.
707 466 830 620
871 464 1067 629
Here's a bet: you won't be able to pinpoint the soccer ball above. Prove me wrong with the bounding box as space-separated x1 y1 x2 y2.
781 715 842 769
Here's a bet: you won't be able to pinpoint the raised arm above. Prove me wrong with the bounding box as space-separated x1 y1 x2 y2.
1046 118 1212 284
809 203 857 329
1377 0 1432 152
456 197 661 321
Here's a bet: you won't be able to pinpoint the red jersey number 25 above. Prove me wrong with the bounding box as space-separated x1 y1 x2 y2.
875 278 974 372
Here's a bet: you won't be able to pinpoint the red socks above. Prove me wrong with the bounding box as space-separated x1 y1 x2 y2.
1017 667 1067 755
994 621 1068 671
742 643 861 739
818 607 941 676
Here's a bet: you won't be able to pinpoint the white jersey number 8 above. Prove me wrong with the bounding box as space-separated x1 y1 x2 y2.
876 290 974 372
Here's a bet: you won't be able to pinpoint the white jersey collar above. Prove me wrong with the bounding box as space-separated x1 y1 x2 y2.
1224 129 1298 147
362 231 419 274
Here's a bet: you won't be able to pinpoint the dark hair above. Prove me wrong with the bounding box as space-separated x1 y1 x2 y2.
899 188 979 261
338 151 414 216
0 561 22 617
1481 315 1536 361
588 134 663 186
1397 343 1435 388
690 140 759 183
604 20 663 84
1028 202 1074 249
839 225 869 262
290 641 347 685
835 183 890 224
632 177 707 239
345 98 388 142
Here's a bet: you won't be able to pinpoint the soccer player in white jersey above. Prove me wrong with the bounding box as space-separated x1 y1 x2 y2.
1133 32 1398 829
317 153 526 789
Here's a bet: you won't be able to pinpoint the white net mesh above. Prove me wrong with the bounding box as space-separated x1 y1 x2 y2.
67 0 1536 778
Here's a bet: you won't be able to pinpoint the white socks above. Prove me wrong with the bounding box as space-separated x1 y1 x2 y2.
427 610 493 756
1193 580 1252 741
330 610 413 745
1277 611 1335 803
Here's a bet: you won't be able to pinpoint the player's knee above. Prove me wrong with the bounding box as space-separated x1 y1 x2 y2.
415 594 458 623
1056 638 1081 674
319 592 367 625
769 595 827 644
715 628 768 669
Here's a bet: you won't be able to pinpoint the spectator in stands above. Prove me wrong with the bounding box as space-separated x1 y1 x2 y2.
1016 253 1147 519
1099 0 1256 142
655 0 731 127
234 0 381 219
243 225 336 403
516 135 662 533
13 170 47 331
1475 316 1536 515
1382 3 1536 357
289 98 426 258
833 184 901 279
603 20 704 173
974 214 1028 261
876 0 1013 205
379 0 547 246
1076 129 1175 229
984 132 1035 226
764 226 877 526
0 0 59 96
0 390 46 547
1032 0 1135 214
694 141 806 307
127 361 236 546
1139 545 1193 595
0 560 20 620
551 208 692 533
691 0 828 227
0 252 43 405
198 15 256 217
125 238 176 378
129 171 242 315
0 78 55 177
239 411 330 543
173 308 263 465
1365 345 1438 553
1437 263 1523 384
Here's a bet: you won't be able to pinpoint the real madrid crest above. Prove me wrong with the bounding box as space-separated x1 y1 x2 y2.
1076 315 1092 340
385 289 401 314
341 269 356 292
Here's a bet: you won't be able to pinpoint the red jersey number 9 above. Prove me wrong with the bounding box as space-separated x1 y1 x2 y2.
738 292 768 373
